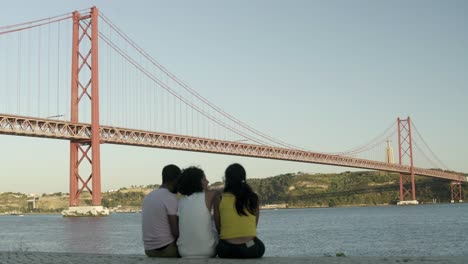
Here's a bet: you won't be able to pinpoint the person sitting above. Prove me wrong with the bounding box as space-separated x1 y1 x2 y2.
176 166 219 258
214 163 265 258
141 164 181 257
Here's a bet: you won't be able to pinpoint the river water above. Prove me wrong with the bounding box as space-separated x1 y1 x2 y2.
0 204 467 256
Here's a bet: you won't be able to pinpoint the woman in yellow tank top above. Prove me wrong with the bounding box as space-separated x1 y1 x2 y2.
213 163 265 258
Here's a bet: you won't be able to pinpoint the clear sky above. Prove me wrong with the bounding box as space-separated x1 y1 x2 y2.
1 0 467 193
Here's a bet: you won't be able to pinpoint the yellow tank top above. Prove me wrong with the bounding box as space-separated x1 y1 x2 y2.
219 193 256 239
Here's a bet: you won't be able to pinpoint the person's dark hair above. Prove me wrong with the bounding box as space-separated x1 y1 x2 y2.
178 166 204 196
224 163 258 216
162 164 181 184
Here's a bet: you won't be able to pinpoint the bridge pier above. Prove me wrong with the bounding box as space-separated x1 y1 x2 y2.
62 206 109 217
397 200 419 205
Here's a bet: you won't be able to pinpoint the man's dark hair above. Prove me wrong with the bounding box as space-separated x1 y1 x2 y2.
178 166 204 196
162 164 181 184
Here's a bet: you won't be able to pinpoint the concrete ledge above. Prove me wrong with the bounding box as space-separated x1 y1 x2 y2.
1 252 467 264
61 206 109 217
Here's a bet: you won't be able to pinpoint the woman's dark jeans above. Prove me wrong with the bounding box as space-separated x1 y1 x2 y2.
216 237 265 258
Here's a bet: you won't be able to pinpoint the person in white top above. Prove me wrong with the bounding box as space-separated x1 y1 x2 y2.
142 164 181 257
177 166 220 258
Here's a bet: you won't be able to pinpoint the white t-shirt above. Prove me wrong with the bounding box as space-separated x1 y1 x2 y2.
177 192 218 258
142 188 178 250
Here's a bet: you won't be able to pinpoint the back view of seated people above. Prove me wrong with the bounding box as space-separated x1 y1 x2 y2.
214 163 265 258
176 167 219 258
141 164 181 257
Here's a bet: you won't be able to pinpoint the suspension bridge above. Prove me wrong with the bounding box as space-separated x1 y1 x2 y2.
0 7 465 212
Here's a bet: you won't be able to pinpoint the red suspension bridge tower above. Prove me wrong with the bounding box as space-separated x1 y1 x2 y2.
397 117 418 205
451 181 463 203
66 7 106 215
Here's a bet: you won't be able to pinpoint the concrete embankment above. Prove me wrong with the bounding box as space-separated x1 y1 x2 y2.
1 252 467 264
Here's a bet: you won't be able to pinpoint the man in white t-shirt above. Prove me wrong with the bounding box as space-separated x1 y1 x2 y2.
142 164 181 257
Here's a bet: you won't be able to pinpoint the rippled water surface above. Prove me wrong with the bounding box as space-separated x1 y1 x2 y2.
1 204 467 256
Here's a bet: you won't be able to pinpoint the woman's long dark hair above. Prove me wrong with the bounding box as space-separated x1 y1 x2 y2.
224 163 258 216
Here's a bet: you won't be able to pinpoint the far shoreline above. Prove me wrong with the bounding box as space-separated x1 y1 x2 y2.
1 201 465 216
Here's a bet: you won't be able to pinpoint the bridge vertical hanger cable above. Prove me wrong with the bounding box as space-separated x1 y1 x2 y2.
146 65 150 130
142 64 145 129
126 39 129 128
137 43 141 130
47 20 51 117
142 57 146 129
151 62 155 131
120 42 124 126
106 24 110 125
0 36 3 113
8 35 11 113
1 36 4 112
185 89 188 135
17 32 21 114
109 26 113 125
27 28 31 115
1 36 3 112
122 38 126 127
133 56 136 129
161 72 165 131
57 21 60 119
37 27 41 116
151 63 154 132
181 80 184 135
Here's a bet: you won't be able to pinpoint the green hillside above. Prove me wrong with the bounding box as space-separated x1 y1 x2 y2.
248 171 468 207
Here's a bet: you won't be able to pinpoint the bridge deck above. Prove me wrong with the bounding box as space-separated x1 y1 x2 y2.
0 114 466 182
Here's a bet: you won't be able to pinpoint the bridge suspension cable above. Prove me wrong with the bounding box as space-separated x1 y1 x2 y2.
331 121 397 156
413 140 443 169
0 8 93 32
411 121 451 171
0 15 72 36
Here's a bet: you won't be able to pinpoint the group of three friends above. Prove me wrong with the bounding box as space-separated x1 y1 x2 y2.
141 163 265 258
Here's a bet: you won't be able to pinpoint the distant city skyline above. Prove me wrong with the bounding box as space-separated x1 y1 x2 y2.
1 0 467 193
